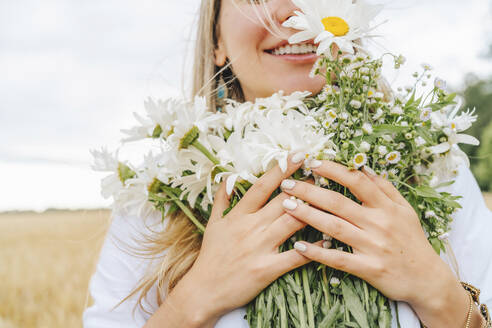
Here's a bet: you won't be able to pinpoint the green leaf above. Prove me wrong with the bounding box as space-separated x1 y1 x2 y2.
430 237 442 254
151 124 163 138
414 185 443 199
341 279 370 328
319 300 341 328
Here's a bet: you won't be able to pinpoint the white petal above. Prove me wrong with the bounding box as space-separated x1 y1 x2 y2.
456 134 480 146
429 142 451 154
226 174 238 196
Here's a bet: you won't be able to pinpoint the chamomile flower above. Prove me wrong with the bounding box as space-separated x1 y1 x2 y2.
282 0 383 58
353 152 367 168
390 105 404 115
360 141 371 152
377 145 388 156
350 99 362 109
420 108 432 122
434 78 447 90
362 122 373 135
385 151 401 164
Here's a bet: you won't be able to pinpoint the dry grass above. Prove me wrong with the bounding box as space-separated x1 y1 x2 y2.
0 209 111 328
1 194 491 328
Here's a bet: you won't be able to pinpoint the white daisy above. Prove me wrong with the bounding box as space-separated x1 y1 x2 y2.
282 0 383 58
350 99 362 109
385 151 401 164
420 108 432 122
360 141 371 152
434 77 447 90
390 105 403 115
352 152 367 168
362 122 373 135
90 147 126 199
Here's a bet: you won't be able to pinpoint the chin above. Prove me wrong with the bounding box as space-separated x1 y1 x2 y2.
273 74 325 96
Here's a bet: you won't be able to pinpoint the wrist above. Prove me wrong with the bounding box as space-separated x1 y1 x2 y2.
170 271 222 327
145 270 221 328
406 257 469 327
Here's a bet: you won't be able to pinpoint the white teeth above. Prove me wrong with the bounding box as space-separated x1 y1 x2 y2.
270 44 317 55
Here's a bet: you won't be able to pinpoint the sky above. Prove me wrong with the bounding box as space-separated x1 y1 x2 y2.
1 0 491 212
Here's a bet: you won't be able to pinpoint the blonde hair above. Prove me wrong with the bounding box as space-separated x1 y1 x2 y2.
115 0 392 315
116 0 252 314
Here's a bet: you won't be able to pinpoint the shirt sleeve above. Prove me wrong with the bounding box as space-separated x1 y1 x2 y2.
443 165 492 308
83 211 166 328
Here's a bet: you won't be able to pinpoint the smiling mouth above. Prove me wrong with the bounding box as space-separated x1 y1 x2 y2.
265 43 318 56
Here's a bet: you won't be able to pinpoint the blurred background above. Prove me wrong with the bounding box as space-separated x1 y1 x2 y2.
0 0 491 327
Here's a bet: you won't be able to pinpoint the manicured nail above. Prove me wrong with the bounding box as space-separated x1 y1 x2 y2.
282 198 298 211
294 242 307 252
281 179 296 190
292 152 306 164
362 166 377 177
323 240 332 249
309 160 322 168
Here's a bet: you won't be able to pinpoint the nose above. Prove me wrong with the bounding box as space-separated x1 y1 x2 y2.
274 0 300 25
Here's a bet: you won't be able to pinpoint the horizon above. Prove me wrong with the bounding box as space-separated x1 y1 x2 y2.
1 0 491 212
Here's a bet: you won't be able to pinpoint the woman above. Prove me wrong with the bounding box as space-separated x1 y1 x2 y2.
83 0 492 327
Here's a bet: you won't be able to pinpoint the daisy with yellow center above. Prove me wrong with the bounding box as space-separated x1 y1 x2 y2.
283 0 384 58
385 151 401 164
353 152 367 169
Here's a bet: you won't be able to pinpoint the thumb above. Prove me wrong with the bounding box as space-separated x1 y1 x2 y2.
209 180 231 224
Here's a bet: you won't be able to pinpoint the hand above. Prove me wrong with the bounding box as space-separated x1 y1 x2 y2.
178 153 312 326
279 160 460 310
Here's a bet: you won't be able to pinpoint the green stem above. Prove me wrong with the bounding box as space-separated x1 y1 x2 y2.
322 266 330 309
161 187 205 233
192 140 247 196
192 139 220 165
279 286 288 328
302 267 315 328
294 270 308 328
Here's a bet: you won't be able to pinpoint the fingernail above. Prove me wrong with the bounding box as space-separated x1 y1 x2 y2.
281 179 296 190
282 198 298 211
292 152 306 164
309 160 322 168
323 240 332 249
362 166 377 177
294 242 307 252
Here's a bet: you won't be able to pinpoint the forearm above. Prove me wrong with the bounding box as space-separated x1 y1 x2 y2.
143 274 220 328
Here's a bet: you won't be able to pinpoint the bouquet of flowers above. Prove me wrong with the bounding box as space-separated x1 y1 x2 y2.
92 0 480 327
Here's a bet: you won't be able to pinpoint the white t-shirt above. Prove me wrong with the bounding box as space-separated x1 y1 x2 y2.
83 166 492 327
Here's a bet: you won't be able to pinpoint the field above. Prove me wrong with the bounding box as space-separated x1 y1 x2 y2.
1 196 492 328
0 210 111 328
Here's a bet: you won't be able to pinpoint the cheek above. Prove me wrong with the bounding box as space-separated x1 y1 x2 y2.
220 10 266 70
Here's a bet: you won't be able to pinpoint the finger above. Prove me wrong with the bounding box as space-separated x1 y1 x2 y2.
281 198 370 250
267 213 307 248
293 241 363 276
310 160 390 207
280 179 367 224
362 166 408 207
257 178 315 220
257 192 291 223
209 181 230 223
235 152 306 214
270 248 312 277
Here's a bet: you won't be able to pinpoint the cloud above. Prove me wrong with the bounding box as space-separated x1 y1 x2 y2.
0 0 491 211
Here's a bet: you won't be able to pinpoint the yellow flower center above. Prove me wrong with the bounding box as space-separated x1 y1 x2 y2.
388 154 397 161
321 17 349 36
355 154 365 164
